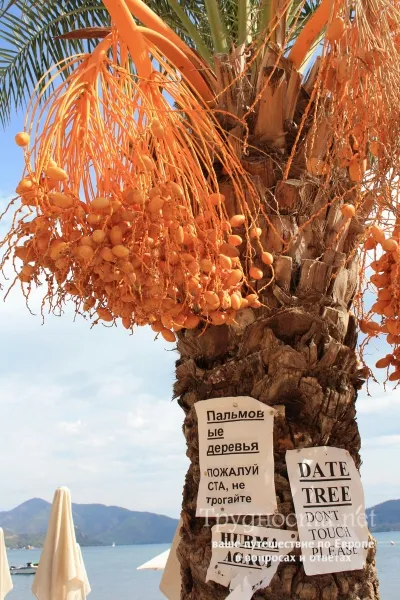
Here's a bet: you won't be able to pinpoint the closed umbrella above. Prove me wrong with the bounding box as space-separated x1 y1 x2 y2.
75 545 90 599
0 528 12 600
32 487 90 600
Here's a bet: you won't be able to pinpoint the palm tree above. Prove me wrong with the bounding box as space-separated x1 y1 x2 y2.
3 0 399 598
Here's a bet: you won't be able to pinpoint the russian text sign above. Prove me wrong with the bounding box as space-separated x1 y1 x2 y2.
207 524 297 600
286 446 369 575
195 397 276 516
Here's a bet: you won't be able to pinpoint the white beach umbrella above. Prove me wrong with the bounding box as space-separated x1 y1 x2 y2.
32 487 90 600
75 545 90 599
136 519 182 599
137 549 170 570
0 528 12 600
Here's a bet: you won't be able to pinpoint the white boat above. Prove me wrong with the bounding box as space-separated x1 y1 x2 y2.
112 542 115 547
10 562 38 575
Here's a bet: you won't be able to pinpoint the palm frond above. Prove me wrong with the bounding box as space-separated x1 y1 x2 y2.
164 0 213 63
0 0 109 125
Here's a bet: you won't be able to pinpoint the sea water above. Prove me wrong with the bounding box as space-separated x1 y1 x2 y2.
7 531 399 599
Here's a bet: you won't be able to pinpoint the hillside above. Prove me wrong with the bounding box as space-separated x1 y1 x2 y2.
0 498 178 548
3 496 398 548
367 499 400 532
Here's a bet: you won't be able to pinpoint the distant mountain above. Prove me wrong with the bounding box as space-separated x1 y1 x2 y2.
4 496 398 548
367 499 400 532
0 498 178 548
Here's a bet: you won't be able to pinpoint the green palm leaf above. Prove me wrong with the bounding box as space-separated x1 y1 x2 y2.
0 0 109 125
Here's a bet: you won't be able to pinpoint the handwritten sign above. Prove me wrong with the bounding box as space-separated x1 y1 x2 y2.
207 524 297 600
195 397 276 517
286 447 369 575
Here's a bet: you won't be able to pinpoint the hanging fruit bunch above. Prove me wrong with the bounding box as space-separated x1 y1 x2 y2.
1 4 277 343
304 1 398 179
359 222 400 381
294 1 400 382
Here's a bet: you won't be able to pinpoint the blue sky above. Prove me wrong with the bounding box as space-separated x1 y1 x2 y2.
0 110 399 519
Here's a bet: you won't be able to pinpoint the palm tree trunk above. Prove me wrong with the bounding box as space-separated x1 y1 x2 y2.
174 164 380 599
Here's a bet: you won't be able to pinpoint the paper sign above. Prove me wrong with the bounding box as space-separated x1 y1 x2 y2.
207 524 297 600
195 397 276 517
286 447 369 575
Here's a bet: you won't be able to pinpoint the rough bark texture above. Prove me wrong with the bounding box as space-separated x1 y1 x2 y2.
171 45 380 600
173 157 380 599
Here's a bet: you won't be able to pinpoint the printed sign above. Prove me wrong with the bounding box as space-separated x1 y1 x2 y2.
195 396 276 517
207 524 297 600
286 447 370 575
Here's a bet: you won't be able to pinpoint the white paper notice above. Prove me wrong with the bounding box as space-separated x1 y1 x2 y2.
286 447 369 576
195 397 276 517
206 524 297 600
